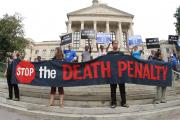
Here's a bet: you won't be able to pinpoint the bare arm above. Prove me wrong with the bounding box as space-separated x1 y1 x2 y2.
88 39 92 54
81 54 83 62
106 43 111 52
4 63 8 78
124 51 131 55
96 43 99 52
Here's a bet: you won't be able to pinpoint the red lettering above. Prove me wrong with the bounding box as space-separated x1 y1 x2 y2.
135 62 143 78
101 61 111 78
150 65 157 80
83 64 93 79
127 61 135 78
143 64 151 79
91 62 100 79
162 66 168 80
154 65 161 80
73 64 82 80
62 64 72 81
118 61 127 77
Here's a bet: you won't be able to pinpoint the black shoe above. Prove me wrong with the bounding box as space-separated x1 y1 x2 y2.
121 104 129 108
13 98 20 101
111 104 117 108
6 98 12 100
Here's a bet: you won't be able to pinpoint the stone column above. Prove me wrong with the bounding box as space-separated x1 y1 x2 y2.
93 21 97 47
94 21 97 32
117 22 123 49
106 21 110 33
81 21 84 30
128 22 134 37
67 21 72 33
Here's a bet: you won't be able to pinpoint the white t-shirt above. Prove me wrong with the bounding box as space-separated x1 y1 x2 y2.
98 51 107 57
82 51 91 62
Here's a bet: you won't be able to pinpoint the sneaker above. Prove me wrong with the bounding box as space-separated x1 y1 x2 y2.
111 104 117 108
13 98 20 101
161 100 167 103
154 100 160 104
121 104 129 108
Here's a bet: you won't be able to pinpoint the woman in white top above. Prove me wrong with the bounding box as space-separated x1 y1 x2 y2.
96 43 110 56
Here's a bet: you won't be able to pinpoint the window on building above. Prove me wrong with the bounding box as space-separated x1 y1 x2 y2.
42 49 46 56
50 49 55 56
73 31 80 49
98 31 104 34
85 39 92 46
122 32 127 48
110 31 116 41
166 48 170 53
35 50 39 54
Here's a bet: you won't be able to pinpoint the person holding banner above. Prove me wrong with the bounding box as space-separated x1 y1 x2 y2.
148 50 155 60
96 43 110 56
107 40 129 108
5 52 20 101
49 47 64 107
153 50 167 104
63 44 77 62
82 39 92 62
131 45 144 59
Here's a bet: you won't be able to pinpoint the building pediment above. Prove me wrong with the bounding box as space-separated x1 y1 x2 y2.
67 4 134 18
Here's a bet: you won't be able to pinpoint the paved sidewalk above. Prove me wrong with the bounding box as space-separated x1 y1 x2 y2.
0 106 37 120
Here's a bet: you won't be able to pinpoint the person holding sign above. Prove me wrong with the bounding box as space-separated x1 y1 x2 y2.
49 47 64 107
96 43 110 56
131 45 144 59
63 44 77 62
148 50 155 60
107 40 129 108
81 39 92 62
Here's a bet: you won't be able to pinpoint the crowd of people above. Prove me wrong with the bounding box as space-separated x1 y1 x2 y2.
4 40 180 109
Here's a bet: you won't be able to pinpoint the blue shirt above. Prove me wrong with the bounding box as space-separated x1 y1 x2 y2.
64 50 76 62
171 56 178 67
132 50 141 59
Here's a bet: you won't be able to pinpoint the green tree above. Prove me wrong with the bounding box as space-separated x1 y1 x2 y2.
174 6 180 35
0 13 29 62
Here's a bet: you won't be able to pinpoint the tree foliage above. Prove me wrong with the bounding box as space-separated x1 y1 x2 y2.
0 13 29 62
174 6 180 35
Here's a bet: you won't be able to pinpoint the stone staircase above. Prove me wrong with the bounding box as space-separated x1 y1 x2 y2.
0 78 180 120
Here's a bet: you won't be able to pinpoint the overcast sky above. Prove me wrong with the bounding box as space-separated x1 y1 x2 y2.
0 0 179 42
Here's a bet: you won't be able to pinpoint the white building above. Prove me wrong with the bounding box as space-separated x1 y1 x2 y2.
24 40 60 61
25 0 135 61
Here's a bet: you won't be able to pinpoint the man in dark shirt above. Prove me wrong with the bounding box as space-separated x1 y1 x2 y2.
107 40 129 108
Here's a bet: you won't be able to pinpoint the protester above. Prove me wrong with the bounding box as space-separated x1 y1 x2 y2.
170 53 178 71
107 40 129 108
148 50 155 60
37 56 41 62
4 56 13 100
5 52 20 101
131 45 144 59
153 51 167 104
82 40 92 62
63 44 77 62
96 43 110 56
49 47 64 107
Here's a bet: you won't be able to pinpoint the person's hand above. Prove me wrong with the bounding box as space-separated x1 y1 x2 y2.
125 53 131 55
124 51 131 55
